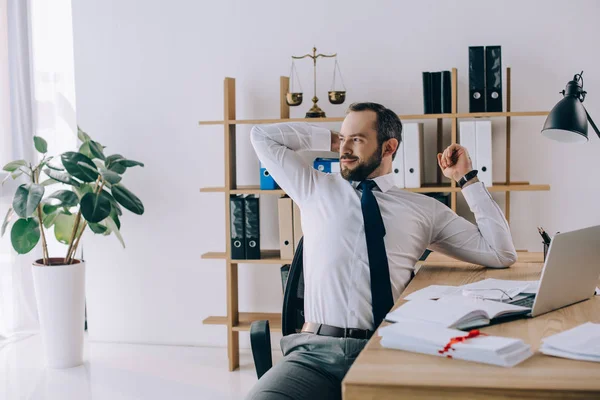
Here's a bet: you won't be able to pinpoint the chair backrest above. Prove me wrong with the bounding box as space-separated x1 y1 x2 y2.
281 237 305 336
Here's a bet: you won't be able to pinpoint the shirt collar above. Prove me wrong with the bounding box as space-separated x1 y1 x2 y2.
350 172 396 193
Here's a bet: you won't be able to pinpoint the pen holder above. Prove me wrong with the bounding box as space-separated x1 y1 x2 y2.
543 242 549 262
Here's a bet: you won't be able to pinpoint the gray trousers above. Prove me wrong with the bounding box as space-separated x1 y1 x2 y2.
245 333 368 400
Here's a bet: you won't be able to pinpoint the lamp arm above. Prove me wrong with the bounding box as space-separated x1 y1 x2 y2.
584 107 600 139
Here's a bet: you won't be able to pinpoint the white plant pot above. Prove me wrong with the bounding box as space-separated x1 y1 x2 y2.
32 258 86 369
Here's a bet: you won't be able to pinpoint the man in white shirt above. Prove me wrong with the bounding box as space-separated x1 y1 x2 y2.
246 102 517 400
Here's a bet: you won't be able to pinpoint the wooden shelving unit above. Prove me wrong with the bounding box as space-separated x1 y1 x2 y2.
199 68 550 371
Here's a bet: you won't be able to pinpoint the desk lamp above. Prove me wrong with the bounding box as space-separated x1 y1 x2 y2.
541 72 600 143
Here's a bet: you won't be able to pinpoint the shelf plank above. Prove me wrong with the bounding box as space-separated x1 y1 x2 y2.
200 183 549 195
203 312 282 331
420 251 544 267
455 111 549 118
201 250 292 264
198 111 549 126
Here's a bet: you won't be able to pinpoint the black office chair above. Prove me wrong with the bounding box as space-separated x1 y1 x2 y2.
250 237 305 379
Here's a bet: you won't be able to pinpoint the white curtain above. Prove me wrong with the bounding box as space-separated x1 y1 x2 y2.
0 0 77 346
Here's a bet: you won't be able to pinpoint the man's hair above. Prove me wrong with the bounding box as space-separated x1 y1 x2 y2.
347 102 403 160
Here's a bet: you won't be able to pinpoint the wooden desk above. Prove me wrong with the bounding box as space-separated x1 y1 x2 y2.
342 263 600 399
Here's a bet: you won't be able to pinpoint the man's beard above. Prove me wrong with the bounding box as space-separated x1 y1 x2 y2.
340 145 383 182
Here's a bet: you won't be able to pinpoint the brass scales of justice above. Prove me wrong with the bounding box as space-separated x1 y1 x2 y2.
286 47 347 118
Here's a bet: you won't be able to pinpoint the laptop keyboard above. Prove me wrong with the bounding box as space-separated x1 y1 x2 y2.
511 295 535 308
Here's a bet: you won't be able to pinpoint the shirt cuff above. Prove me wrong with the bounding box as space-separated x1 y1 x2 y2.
310 125 333 151
461 181 492 205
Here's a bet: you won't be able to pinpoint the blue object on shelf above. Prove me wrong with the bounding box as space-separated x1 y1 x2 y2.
313 157 340 174
260 162 279 190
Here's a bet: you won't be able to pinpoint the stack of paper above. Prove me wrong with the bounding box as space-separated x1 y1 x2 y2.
403 279 541 302
386 296 530 330
379 320 533 367
540 323 600 362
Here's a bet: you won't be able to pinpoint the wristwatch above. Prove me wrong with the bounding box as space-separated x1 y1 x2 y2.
458 169 478 188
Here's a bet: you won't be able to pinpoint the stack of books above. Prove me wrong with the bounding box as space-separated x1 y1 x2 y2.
379 320 533 367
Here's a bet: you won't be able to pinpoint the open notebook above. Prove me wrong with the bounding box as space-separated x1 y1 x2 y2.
379 320 533 367
385 296 531 330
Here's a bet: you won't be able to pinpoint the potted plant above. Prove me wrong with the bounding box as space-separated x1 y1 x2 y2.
1 128 144 368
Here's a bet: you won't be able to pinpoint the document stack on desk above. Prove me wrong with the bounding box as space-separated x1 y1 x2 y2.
540 323 600 362
379 320 533 367
386 295 530 330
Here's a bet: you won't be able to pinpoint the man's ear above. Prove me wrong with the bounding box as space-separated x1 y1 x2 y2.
383 138 399 158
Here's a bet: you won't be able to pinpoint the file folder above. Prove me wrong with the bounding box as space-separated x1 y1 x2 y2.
292 202 303 252
475 120 493 187
431 72 442 114
403 123 424 188
392 140 405 188
459 121 477 171
278 197 294 260
441 71 452 113
422 72 433 114
469 46 486 113
229 195 245 259
244 195 260 260
260 161 279 190
485 46 503 112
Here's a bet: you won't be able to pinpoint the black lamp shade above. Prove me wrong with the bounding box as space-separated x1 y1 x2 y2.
542 96 589 143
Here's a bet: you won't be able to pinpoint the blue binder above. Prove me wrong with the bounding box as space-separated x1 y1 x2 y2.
259 162 279 190
313 157 340 173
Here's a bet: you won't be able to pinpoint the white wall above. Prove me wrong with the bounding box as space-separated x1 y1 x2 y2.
71 0 600 348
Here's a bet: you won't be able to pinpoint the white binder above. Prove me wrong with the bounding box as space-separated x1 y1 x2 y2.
403 123 424 188
475 120 493 187
392 140 405 188
459 121 477 170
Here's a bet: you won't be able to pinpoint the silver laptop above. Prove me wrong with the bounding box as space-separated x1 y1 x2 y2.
508 225 600 317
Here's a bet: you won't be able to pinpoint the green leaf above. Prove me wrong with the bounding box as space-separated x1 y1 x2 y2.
79 141 93 159
104 216 125 248
2 170 24 186
88 140 106 161
43 211 60 229
109 205 121 230
115 159 144 168
88 222 108 234
40 178 59 187
46 158 65 171
11 218 40 254
3 160 28 172
61 152 98 182
33 136 48 153
42 203 60 215
43 168 81 187
73 183 94 199
78 126 91 142
111 184 144 215
1 208 14 237
54 213 77 245
47 190 79 208
12 183 45 218
80 191 112 223
106 154 127 174
100 169 122 185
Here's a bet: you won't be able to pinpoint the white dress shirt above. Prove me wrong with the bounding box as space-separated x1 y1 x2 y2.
250 122 518 331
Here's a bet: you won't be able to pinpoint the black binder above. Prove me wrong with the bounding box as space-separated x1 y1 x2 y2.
469 46 486 112
431 72 442 114
440 71 452 113
244 195 260 260
485 45 503 112
229 195 245 259
422 72 433 114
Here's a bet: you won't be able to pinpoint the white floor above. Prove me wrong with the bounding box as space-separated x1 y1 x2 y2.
0 334 282 400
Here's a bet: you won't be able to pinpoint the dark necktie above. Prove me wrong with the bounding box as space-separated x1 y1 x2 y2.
358 180 394 329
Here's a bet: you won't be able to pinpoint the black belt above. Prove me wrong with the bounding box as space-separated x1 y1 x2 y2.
301 322 373 340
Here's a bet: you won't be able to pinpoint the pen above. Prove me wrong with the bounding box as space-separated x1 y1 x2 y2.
538 226 551 245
